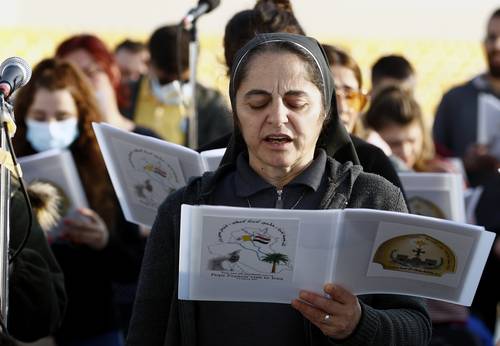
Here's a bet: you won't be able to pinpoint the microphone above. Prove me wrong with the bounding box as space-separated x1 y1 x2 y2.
0 57 32 99
182 0 221 29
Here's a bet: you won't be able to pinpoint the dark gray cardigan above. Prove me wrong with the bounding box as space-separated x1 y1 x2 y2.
126 157 432 346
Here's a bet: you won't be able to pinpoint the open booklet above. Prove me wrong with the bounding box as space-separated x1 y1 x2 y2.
179 205 495 306
478 93 500 159
18 149 88 239
398 172 466 223
92 122 226 227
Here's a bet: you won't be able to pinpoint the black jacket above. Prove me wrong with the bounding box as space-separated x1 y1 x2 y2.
8 182 67 342
126 157 431 346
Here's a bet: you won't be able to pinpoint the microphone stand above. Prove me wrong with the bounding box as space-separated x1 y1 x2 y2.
0 95 12 330
185 21 199 150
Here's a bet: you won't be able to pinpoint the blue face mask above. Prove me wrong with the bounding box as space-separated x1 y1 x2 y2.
26 118 80 152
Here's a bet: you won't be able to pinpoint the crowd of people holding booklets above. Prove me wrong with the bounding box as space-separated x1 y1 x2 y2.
1 0 500 345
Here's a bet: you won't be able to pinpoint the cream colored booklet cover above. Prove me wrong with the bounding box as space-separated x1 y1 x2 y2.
398 172 466 223
179 205 494 306
92 122 225 227
18 149 88 239
478 93 500 159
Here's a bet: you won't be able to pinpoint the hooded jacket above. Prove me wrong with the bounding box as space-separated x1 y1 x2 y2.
126 157 431 346
8 180 67 342
127 33 431 346
127 153 431 346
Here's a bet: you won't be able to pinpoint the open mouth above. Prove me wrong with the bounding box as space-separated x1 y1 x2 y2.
264 135 292 144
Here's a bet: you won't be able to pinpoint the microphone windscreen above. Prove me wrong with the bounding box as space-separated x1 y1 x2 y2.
0 57 32 88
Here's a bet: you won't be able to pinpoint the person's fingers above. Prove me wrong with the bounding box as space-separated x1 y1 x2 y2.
297 289 340 313
291 298 333 331
63 224 108 249
327 284 363 337
60 208 108 250
76 207 104 225
63 208 107 234
324 283 356 305
292 285 362 340
292 298 324 320
63 218 98 234
65 230 101 243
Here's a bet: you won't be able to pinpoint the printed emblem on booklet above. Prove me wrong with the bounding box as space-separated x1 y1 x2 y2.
408 196 446 219
201 216 299 282
372 233 456 277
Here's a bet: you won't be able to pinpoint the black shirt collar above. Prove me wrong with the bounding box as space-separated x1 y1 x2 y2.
235 149 327 198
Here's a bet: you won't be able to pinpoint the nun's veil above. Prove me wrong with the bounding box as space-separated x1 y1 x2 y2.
221 32 359 166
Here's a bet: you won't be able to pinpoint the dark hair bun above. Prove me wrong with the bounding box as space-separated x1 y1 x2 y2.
254 0 304 34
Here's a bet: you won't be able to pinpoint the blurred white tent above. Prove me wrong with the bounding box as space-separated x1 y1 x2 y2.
1 0 500 124
4 0 500 40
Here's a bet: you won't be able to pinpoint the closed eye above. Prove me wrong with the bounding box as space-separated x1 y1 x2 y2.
245 93 271 110
285 98 308 110
284 94 309 111
248 99 270 109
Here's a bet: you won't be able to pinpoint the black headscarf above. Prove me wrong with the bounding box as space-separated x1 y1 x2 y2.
221 32 359 166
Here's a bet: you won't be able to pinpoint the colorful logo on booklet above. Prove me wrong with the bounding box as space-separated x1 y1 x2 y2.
373 233 456 277
202 217 298 282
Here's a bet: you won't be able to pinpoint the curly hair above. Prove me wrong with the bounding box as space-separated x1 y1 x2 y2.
13 58 117 229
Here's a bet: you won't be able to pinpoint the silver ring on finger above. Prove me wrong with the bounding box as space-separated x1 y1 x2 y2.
322 313 332 324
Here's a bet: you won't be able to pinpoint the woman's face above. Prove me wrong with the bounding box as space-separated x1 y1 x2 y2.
61 49 116 109
377 121 423 169
25 88 80 152
331 66 363 133
115 48 149 83
27 88 78 122
235 51 324 176
61 49 108 89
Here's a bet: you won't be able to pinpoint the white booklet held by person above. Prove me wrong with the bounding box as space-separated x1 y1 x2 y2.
398 172 466 223
179 205 494 306
18 149 88 239
92 122 226 227
478 93 500 159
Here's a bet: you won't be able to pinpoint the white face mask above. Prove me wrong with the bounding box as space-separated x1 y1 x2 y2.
150 78 193 106
26 118 79 152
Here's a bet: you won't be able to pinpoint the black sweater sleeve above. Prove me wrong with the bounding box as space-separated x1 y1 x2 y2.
8 187 67 342
350 136 404 191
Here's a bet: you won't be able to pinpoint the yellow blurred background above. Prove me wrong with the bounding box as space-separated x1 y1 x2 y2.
0 28 485 127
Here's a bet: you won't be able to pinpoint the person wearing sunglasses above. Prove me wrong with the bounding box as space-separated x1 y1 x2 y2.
321 44 405 190
322 45 368 135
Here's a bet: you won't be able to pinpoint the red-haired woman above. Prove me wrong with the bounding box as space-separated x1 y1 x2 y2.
55 34 157 138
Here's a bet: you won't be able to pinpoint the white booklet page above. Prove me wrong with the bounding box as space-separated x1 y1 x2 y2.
92 122 225 227
18 148 88 239
399 172 466 223
478 93 500 159
179 205 494 306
